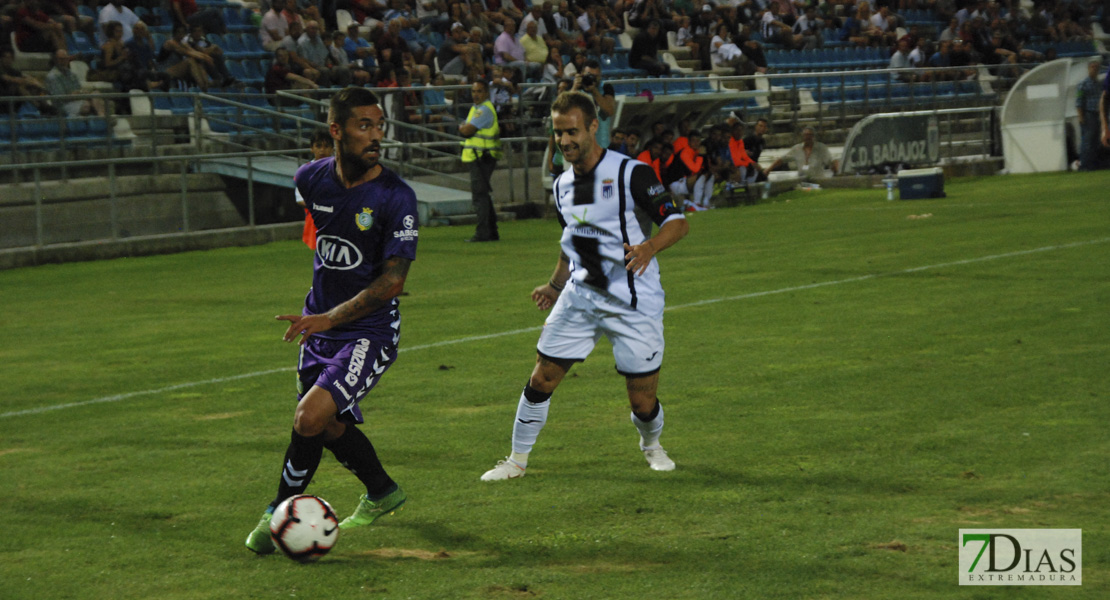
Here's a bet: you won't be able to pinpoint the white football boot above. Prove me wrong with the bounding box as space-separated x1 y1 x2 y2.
480 458 526 481
642 447 675 471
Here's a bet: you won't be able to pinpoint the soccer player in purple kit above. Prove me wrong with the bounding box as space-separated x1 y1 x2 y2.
246 87 420 555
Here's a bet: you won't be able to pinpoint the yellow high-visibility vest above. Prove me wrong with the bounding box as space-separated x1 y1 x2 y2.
461 100 502 163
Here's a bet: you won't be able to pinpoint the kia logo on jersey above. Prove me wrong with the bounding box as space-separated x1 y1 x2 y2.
316 235 364 270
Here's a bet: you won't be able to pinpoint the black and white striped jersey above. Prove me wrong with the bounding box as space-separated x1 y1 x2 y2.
552 150 685 317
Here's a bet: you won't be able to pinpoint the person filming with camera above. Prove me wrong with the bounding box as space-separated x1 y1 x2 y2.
570 58 616 150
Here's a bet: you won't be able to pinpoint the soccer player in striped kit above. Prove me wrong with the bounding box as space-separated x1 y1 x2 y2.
481 91 689 481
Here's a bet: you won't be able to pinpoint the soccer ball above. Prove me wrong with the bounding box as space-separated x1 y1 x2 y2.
269 495 340 563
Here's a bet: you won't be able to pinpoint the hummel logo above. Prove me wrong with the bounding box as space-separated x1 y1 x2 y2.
313 203 334 213
646 351 659 361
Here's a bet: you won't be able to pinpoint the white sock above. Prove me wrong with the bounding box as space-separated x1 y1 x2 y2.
700 175 715 206
511 390 550 457
631 402 664 450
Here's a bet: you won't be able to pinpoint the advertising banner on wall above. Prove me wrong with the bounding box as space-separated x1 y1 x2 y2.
841 113 941 173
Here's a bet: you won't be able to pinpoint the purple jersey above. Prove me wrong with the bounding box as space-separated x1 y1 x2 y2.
294 158 419 342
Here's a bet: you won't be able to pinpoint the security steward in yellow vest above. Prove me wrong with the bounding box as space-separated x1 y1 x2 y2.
458 79 503 242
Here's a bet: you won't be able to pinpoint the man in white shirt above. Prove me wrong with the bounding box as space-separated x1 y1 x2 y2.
97 0 140 45
260 0 290 51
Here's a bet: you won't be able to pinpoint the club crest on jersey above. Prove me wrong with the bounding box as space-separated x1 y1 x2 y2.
356 207 374 231
602 178 614 199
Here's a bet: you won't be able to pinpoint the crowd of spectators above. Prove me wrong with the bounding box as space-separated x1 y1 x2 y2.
1 0 1105 185
2 0 1104 107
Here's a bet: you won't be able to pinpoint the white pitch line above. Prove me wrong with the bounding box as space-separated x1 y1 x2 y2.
2 237 1107 420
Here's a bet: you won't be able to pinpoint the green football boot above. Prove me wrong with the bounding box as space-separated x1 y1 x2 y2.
339 486 406 530
245 510 275 555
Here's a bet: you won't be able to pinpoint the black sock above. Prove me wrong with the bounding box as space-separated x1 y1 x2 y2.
324 425 396 500
270 428 326 509
633 399 661 422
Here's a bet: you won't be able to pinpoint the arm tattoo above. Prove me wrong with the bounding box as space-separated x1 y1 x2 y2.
328 257 412 326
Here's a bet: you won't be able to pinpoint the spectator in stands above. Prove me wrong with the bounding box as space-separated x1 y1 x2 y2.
93 21 130 88
45 48 106 116
549 1 582 52
869 5 898 45
674 15 700 63
1076 59 1103 171
124 21 169 91
396 16 438 71
574 4 616 56
767 126 838 179
186 24 237 88
401 49 431 85
260 0 290 52
939 17 960 42
793 5 823 49
170 0 226 37
493 20 541 80
888 35 917 81
490 64 518 135
298 20 352 87
927 39 957 80
564 50 587 78
742 117 769 182
265 46 319 103
96 0 138 46
343 22 376 69
42 0 89 37
710 23 748 74
416 0 451 35
346 0 387 29
291 0 326 32
15 0 67 53
330 30 371 85
438 22 484 78
761 2 803 49
0 46 50 110
463 0 499 40
570 58 615 149
159 24 213 89
520 20 549 73
630 20 672 76
626 130 641 156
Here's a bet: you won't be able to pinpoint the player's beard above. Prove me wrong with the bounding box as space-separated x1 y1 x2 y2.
337 136 381 183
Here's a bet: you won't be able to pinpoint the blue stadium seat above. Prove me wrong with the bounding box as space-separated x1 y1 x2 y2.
151 8 173 32
222 34 251 60
67 31 98 57
201 89 237 114
240 33 270 59
224 7 253 32
242 59 265 83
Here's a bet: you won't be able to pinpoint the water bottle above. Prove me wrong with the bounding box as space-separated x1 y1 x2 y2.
762 180 770 200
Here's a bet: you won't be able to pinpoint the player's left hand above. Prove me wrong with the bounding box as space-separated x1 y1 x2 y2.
624 241 656 276
276 313 333 345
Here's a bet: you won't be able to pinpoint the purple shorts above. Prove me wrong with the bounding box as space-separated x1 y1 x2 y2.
296 336 398 424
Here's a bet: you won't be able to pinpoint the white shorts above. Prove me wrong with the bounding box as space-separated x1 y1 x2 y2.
536 284 664 377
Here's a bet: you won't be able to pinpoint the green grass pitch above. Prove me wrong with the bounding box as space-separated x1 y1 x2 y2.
1 171 1107 599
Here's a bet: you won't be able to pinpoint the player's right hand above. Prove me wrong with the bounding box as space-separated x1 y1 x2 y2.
531 285 559 311
276 313 332 345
